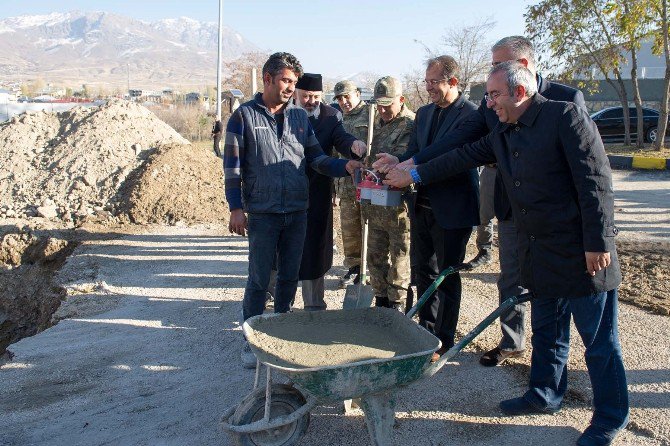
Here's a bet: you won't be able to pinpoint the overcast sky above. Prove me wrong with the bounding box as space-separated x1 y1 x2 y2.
1 0 537 78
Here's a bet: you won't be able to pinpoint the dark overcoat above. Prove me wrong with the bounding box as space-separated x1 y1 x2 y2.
400 93 480 230
417 94 622 299
299 103 356 280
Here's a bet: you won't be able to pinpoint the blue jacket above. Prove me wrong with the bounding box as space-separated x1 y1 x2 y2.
224 93 349 213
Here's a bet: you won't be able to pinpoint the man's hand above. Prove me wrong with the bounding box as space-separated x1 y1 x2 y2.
345 160 365 176
229 209 247 236
372 153 399 173
396 158 415 171
585 251 611 276
351 140 367 158
383 168 414 188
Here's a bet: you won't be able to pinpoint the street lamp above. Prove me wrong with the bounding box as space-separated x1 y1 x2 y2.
216 0 223 121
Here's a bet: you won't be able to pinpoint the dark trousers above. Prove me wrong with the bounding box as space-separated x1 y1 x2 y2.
412 205 471 348
242 211 307 321
525 289 629 431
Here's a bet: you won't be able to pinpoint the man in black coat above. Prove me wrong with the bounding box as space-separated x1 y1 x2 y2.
375 36 586 368
377 55 479 358
385 61 628 446
293 73 366 310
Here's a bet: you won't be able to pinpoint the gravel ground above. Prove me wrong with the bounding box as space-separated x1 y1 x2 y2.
1 225 668 446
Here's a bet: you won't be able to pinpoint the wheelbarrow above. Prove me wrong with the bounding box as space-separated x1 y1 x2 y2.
221 265 532 445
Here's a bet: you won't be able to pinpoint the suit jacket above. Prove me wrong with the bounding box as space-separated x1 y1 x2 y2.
416 94 621 299
410 75 585 220
402 94 479 230
299 102 356 280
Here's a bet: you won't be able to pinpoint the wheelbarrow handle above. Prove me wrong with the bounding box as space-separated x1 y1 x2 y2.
405 264 469 319
423 292 533 377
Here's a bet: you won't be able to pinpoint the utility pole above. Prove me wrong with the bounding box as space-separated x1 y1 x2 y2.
215 0 224 121
127 63 130 96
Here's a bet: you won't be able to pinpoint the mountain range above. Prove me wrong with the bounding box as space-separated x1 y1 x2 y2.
0 11 261 90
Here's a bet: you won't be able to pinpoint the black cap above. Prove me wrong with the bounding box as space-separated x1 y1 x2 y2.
295 73 322 91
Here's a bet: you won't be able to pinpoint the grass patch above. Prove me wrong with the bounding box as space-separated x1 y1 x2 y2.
605 143 670 158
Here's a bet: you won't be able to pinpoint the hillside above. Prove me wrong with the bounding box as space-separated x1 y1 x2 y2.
0 11 260 89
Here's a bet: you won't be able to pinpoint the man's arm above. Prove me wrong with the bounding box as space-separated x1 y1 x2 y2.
330 113 360 158
223 111 244 210
223 110 247 235
412 104 490 164
416 131 497 185
558 104 617 254
303 124 354 177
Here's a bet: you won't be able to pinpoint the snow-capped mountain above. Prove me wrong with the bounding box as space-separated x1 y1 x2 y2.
0 11 261 89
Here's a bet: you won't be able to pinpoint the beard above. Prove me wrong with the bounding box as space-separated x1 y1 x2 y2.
296 99 320 117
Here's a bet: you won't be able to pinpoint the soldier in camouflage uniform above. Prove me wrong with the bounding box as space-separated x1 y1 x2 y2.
362 76 415 311
333 80 370 287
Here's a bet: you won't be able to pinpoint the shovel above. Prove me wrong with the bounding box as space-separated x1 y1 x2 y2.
343 102 376 310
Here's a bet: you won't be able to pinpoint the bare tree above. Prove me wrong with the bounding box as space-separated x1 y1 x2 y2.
402 68 429 110
221 52 268 99
652 0 670 150
415 17 496 97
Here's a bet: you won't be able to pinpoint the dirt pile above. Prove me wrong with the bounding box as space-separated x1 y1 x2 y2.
0 99 188 223
117 142 228 225
0 227 76 354
618 239 670 316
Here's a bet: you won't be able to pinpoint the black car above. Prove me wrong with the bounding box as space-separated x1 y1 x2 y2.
590 106 669 143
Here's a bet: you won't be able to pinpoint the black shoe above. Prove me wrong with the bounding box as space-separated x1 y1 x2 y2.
465 249 493 270
479 347 524 367
374 296 390 308
500 397 560 416
339 265 360 288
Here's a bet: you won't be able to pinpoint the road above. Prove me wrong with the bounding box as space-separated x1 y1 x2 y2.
612 169 670 240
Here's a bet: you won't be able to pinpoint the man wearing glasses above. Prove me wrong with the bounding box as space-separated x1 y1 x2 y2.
374 36 585 368
377 55 479 361
384 60 627 446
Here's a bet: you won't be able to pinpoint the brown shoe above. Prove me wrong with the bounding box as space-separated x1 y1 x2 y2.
430 346 450 363
479 347 524 367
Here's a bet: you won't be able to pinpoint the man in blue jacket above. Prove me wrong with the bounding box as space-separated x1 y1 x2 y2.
223 53 362 368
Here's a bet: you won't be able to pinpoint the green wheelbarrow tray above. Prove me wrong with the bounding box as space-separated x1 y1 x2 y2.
243 307 440 402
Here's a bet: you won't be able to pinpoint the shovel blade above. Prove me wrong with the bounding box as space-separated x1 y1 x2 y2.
343 283 375 309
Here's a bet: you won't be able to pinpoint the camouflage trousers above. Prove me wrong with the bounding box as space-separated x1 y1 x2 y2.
337 179 362 269
361 202 411 305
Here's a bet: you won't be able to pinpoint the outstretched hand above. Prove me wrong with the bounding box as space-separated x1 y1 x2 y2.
383 168 414 188
372 153 399 173
351 140 367 158
345 160 365 176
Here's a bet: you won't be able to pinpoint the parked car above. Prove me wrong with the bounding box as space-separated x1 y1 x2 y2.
590 106 669 143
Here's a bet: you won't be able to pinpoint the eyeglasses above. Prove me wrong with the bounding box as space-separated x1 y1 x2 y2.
484 91 510 103
422 79 448 86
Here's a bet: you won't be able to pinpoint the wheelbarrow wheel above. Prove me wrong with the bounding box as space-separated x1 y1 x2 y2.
230 384 310 446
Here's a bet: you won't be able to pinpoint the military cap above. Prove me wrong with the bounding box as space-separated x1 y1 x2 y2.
374 76 402 106
333 80 358 98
